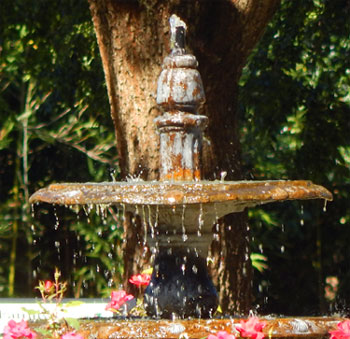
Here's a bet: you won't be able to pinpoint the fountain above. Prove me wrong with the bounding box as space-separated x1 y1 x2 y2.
28 14 342 339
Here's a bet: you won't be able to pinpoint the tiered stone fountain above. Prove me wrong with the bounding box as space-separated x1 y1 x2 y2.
29 15 343 339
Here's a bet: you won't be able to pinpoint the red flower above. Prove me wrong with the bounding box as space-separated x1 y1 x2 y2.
208 330 236 339
129 273 151 286
105 290 134 312
44 280 54 292
330 320 350 339
3 320 37 339
236 317 266 339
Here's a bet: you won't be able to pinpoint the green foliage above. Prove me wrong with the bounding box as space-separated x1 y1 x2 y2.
0 0 121 297
250 253 268 273
240 0 350 315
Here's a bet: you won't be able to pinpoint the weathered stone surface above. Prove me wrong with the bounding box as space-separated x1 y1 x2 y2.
47 317 343 339
29 180 332 207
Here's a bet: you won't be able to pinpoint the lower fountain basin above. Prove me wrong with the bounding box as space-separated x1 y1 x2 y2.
31 316 345 339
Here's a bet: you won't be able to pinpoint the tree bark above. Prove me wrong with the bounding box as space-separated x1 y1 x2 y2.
88 0 280 314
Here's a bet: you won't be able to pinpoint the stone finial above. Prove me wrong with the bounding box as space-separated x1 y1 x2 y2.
157 15 205 113
169 14 187 52
155 15 207 181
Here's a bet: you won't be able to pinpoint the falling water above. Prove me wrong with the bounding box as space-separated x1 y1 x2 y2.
198 204 204 237
300 204 304 226
323 199 328 212
53 207 60 230
181 204 188 242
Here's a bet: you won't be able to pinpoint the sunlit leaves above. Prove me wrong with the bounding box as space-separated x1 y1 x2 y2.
250 253 268 273
0 118 15 150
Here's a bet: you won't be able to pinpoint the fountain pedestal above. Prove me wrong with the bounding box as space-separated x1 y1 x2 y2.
144 247 217 318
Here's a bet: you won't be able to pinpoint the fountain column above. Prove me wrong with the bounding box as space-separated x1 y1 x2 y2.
144 15 218 319
155 15 208 182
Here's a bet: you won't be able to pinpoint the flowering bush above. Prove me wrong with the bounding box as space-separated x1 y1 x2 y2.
105 290 134 312
2 268 84 339
3 320 37 339
2 319 84 339
36 269 66 303
104 272 152 316
235 317 266 339
329 320 350 339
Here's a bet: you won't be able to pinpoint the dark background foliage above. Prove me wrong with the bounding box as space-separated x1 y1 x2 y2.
0 0 349 315
0 0 122 298
240 0 350 315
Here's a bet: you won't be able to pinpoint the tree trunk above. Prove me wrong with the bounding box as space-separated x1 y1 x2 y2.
88 0 280 314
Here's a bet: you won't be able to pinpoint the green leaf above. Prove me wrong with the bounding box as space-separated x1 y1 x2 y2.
65 300 84 307
65 317 80 330
21 307 42 315
0 118 15 150
250 253 268 273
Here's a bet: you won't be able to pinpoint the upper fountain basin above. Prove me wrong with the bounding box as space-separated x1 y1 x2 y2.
29 179 332 207
29 180 332 244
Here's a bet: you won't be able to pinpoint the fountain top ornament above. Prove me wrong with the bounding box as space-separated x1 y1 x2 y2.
29 14 332 319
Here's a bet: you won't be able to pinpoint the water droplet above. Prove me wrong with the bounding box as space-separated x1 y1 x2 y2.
220 171 227 182
53 208 60 230
181 205 188 242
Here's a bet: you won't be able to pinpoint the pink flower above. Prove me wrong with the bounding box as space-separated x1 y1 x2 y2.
208 330 236 339
105 290 134 312
236 317 266 339
61 332 84 339
329 320 350 339
44 280 54 292
3 320 37 339
129 273 151 286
